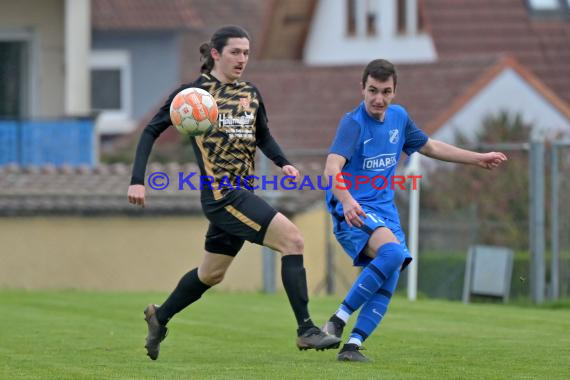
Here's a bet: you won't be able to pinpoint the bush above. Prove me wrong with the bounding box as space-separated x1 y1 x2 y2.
396 252 566 301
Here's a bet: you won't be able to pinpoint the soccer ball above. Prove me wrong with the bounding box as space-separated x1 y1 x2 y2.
170 87 218 136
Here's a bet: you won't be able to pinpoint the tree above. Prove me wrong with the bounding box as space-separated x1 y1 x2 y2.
422 112 532 249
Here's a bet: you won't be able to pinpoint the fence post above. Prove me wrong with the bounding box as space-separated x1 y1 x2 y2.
260 155 276 294
550 142 566 300
324 210 335 294
529 139 545 304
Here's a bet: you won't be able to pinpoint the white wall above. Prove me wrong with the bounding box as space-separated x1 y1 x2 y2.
304 0 436 65
64 0 91 116
434 68 570 143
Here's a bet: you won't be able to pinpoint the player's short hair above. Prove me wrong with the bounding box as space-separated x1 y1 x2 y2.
200 25 251 73
362 59 397 89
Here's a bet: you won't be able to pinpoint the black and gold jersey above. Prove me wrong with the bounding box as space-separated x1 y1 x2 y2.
130 73 290 200
192 74 263 199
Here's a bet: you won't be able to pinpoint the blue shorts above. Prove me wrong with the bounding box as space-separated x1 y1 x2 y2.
331 208 412 268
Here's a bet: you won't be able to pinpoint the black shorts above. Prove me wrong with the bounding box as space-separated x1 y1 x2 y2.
201 189 278 256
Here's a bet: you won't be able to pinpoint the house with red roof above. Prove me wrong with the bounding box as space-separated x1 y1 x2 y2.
134 0 570 156
254 0 570 149
2 0 570 294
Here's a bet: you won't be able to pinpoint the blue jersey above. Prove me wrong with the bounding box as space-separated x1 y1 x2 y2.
326 102 428 224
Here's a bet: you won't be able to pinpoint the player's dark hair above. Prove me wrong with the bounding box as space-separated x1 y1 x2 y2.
362 59 397 89
200 25 251 73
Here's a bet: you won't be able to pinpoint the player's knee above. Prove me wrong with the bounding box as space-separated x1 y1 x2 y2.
277 229 304 254
395 246 406 265
199 268 226 286
288 231 304 254
382 242 406 265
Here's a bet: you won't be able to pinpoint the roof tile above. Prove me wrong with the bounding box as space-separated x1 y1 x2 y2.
92 0 202 30
424 0 570 105
244 57 498 149
0 162 324 216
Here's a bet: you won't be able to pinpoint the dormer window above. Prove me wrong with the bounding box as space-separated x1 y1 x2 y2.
527 0 570 18
397 0 425 35
347 0 380 37
529 0 560 9
347 0 357 36
306 0 437 65
418 0 425 31
346 0 356 37
397 0 406 34
345 0 426 37
366 0 378 36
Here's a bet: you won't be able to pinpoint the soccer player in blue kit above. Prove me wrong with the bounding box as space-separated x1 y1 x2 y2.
321 59 507 362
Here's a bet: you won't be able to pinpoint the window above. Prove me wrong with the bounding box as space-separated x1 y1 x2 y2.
529 0 559 9
365 0 378 36
89 50 131 119
91 69 122 111
527 0 570 16
397 0 407 34
417 0 425 31
89 50 133 134
346 0 379 37
0 42 26 118
347 0 357 36
396 0 425 35
0 29 34 119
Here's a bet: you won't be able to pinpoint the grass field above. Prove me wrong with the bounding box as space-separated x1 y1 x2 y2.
1 290 568 379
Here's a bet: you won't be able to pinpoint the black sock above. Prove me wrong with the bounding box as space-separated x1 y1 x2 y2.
281 255 314 334
155 268 211 325
330 314 346 327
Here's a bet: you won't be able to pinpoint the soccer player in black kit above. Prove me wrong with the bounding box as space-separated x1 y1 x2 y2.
127 25 340 360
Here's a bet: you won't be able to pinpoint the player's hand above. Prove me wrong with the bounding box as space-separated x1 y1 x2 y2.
128 184 146 207
342 198 366 228
477 152 507 170
282 165 299 183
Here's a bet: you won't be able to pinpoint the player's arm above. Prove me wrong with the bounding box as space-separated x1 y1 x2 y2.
323 154 365 227
254 101 298 181
325 116 366 227
128 85 187 207
419 138 507 170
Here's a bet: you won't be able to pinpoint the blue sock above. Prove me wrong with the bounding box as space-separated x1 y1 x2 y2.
340 242 405 316
350 270 400 343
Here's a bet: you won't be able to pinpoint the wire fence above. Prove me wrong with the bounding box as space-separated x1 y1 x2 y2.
280 141 569 302
397 145 532 301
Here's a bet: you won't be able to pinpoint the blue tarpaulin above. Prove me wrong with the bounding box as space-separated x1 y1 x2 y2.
0 118 95 166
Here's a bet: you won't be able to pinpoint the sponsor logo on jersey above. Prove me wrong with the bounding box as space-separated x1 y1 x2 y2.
219 112 255 126
363 153 397 171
